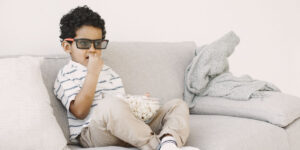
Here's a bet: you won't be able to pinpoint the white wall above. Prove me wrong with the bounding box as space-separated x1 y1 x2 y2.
0 0 299 97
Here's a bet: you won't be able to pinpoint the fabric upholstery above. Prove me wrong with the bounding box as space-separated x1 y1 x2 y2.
191 91 300 127
68 145 137 150
40 55 71 143
102 42 196 104
286 117 300 150
68 115 290 150
0 56 68 150
186 115 289 150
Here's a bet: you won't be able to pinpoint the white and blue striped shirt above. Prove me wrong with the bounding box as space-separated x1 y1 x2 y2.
53 60 125 143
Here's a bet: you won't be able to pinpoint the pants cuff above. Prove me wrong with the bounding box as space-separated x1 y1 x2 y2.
139 135 160 150
158 128 184 147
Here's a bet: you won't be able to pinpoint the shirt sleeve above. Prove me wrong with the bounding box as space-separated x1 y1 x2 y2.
53 70 81 112
108 69 126 95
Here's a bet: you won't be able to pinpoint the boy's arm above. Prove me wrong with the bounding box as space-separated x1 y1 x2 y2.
69 72 99 119
70 52 103 119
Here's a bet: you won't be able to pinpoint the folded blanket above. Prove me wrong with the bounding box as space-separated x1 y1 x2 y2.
183 31 280 108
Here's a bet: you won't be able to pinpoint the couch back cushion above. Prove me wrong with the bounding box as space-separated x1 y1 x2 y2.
40 56 70 142
40 41 196 143
102 42 196 102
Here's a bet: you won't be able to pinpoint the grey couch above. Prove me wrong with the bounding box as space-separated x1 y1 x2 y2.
40 42 300 150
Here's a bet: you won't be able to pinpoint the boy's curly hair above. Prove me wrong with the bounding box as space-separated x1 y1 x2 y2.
59 5 106 42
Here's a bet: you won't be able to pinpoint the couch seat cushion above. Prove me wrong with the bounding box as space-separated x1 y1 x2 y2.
191 91 300 127
186 115 289 150
68 145 137 150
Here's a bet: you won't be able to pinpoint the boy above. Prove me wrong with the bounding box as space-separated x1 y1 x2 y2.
54 5 199 150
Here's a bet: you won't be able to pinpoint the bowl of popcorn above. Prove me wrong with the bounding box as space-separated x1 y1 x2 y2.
117 94 161 123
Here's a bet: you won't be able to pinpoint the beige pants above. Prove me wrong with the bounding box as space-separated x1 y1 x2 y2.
78 95 190 150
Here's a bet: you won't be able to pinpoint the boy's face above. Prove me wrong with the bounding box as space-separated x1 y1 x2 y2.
62 25 103 67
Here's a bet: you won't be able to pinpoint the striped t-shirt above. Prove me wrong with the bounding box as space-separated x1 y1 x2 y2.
53 60 125 143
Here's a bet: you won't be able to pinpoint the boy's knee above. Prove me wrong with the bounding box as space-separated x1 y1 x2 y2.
167 99 186 106
92 96 130 122
102 96 128 108
99 96 130 115
164 99 189 112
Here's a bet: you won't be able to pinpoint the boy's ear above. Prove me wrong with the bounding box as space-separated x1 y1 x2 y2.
61 41 72 54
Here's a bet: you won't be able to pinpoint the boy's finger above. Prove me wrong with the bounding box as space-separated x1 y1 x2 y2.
145 92 150 97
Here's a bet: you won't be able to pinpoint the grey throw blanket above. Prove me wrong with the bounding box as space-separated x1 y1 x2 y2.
183 31 280 108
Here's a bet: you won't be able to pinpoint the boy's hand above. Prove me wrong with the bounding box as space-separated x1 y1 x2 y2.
145 92 150 97
87 52 103 75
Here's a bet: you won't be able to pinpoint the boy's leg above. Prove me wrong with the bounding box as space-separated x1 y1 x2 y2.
149 99 190 147
78 95 159 150
78 124 131 148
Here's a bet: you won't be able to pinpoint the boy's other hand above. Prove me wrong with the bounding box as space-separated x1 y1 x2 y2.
87 51 103 76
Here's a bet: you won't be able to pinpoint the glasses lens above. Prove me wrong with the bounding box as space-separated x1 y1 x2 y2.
77 39 91 49
95 40 108 49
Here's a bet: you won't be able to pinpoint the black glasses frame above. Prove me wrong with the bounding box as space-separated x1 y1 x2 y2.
65 38 109 50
